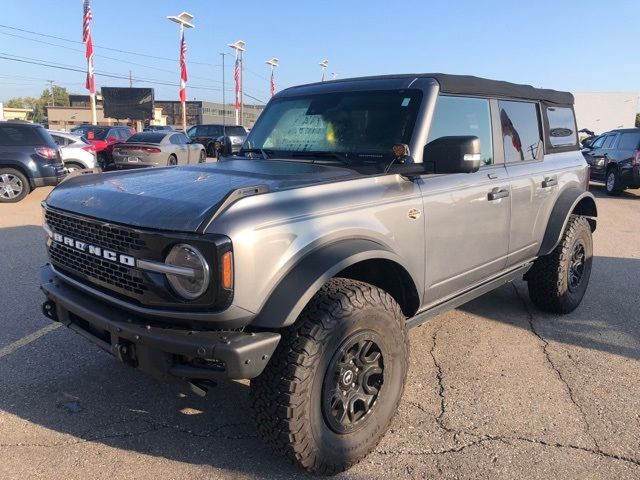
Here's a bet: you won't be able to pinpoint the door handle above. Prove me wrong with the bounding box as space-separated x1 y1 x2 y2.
542 177 558 188
488 189 509 201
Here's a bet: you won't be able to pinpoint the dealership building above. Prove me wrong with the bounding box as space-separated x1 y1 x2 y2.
573 92 640 135
47 96 264 131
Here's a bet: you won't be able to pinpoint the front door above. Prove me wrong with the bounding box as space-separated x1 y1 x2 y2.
419 95 511 306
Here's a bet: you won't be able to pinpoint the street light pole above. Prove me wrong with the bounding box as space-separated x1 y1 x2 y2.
220 52 226 125
266 58 279 96
167 11 194 132
319 59 329 81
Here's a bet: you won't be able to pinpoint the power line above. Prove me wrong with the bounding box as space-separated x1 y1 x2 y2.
0 23 215 66
0 53 267 103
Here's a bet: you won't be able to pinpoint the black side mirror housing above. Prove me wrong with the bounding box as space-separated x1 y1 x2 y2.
423 136 481 174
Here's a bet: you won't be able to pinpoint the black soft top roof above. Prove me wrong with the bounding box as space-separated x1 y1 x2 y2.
280 73 574 105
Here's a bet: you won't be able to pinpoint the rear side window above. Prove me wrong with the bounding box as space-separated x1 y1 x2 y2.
51 134 67 146
169 133 187 144
546 107 577 147
225 126 246 136
0 126 46 146
617 132 640 150
602 134 618 149
427 96 493 165
498 100 542 162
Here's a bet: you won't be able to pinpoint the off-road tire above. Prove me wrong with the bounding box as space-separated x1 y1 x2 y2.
0 168 30 203
526 215 592 313
605 167 624 196
250 278 409 475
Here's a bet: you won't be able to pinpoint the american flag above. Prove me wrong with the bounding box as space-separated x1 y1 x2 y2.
234 57 241 109
82 0 95 94
179 30 188 103
270 70 276 96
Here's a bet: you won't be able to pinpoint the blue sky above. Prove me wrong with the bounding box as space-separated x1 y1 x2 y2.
1 0 639 105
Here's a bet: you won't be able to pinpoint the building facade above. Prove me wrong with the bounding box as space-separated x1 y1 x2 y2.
573 92 640 135
155 100 264 128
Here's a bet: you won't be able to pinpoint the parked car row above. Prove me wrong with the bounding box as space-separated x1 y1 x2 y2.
582 127 640 195
112 131 206 168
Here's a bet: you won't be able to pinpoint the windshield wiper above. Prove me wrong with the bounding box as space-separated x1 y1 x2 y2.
239 148 273 159
288 151 352 165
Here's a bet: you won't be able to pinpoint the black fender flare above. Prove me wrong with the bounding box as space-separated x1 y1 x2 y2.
251 239 416 328
538 187 597 256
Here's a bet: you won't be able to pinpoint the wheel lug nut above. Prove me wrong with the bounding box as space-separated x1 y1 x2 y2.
351 383 356 388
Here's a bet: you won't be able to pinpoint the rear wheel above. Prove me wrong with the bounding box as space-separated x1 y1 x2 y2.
250 278 409 474
198 150 206 163
0 168 30 203
168 154 178 166
526 215 593 313
65 161 85 173
605 167 624 196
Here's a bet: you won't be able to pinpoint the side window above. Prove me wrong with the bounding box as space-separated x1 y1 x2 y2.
51 135 66 146
169 134 180 145
427 95 493 165
618 132 640 150
602 134 618 149
187 126 198 137
546 106 577 147
591 136 606 149
498 100 542 162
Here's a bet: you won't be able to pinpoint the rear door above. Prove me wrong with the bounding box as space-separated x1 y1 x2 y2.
419 95 511 305
169 133 189 164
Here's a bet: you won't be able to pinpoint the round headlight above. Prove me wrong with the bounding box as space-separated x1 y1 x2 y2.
165 244 210 300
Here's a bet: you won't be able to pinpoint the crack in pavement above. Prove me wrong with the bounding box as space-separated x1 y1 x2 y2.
510 282 601 452
375 433 640 467
428 327 458 435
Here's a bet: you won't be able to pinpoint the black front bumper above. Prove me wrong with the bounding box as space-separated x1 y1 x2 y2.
40 264 280 382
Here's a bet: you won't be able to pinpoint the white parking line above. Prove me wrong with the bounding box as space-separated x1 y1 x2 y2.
0 323 61 359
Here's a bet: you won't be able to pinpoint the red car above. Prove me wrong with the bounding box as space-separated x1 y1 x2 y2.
70 125 134 169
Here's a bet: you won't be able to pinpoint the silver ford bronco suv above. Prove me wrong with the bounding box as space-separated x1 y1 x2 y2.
40 74 596 474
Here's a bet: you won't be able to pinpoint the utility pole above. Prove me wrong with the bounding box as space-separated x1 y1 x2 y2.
220 52 226 125
129 70 133 88
48 80 55 106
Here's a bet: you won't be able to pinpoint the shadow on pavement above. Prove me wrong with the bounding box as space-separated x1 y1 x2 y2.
0 222 638 477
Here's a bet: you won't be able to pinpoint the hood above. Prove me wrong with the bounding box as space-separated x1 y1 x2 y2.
45 159 358 232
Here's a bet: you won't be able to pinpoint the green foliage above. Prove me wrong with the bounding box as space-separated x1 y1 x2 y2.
4 86 72 123
636 113 640 128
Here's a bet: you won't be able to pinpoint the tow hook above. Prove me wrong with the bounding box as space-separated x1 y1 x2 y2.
42 301 58 322
113 341 138 367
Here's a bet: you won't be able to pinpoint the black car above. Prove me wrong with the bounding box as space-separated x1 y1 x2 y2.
186 124 247 158
582 128 640 195
0 121 66 203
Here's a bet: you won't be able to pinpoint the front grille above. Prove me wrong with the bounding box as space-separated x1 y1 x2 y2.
45 209 146 253
49 243 146 295
45 208 147 298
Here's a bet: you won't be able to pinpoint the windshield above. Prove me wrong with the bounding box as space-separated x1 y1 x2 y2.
71 126 109 140
243 89 422 162
225 126 246 136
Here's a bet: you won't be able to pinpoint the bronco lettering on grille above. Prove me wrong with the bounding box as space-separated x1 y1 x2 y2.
52 232 136 267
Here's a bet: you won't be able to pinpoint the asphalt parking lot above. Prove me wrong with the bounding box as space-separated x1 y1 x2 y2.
0 184 638 480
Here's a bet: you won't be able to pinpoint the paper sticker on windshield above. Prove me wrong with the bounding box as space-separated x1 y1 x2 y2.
401 98 411 107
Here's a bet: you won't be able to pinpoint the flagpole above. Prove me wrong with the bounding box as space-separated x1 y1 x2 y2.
179 22 186 133
234 49 239 125
228 40 245 126
89 66 97 124
167 12 194 132
266 58 279 97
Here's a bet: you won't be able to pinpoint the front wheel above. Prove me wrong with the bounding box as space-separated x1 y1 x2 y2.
526 215 593 313
250 278 409 475
0 168 30 203
198 150 206 163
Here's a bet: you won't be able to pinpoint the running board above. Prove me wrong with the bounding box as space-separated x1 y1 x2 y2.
406 262 533 329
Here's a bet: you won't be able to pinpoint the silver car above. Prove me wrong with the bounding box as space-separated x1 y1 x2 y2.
112 131 206 168
48 130 98 172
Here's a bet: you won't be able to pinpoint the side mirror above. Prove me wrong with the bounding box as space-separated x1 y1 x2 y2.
423 136 481 174
106 136 117 143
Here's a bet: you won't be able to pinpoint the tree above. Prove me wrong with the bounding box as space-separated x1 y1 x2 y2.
636 113 640 128
4 86 71 122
